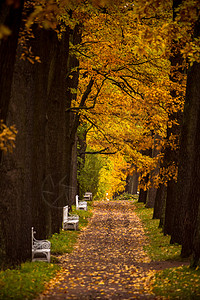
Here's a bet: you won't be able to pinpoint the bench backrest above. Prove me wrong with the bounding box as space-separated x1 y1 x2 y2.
63 205 68 225
76 195 79 208
31 227 51 250
84 192 92 200
85 192 92 197
32 227 35 249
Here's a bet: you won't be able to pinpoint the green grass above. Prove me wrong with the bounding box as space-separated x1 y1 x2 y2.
115 192 139 201
134 200 200 299
153 265 200 299
0 261 59 300
0 204 93 300
134 201 181 261
50 205 93 255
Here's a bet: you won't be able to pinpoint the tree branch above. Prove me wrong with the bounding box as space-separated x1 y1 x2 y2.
82 147 117 155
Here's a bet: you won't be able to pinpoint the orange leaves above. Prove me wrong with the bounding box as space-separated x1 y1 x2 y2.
0 121 17 153
67 0 191 192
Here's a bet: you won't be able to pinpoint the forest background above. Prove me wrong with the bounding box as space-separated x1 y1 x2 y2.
0 0 200 268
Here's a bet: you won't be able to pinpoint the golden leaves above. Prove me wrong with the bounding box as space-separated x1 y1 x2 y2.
0 121 17 153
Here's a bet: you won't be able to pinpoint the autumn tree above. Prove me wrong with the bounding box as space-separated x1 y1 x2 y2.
0 0 123 264
0 0 86 264
72 0 180 202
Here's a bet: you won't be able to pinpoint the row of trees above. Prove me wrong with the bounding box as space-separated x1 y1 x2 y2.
0 0 199 267
74 0 200 266
0 0 86 264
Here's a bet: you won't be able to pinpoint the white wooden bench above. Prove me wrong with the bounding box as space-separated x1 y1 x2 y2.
76 195 87 211
31 227 51 263
83 192 92 201
63 205 79 230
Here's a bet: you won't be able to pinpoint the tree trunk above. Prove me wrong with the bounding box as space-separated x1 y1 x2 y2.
163 0 184 239
174 61 200 257
0 24 73 264
65 25 81 205
77 125 87 196
146 135 160 208
0 45 34 264
146 187 157 208
153 183 167 220
138 188 147 204
170 14 200 254
125 170 139 195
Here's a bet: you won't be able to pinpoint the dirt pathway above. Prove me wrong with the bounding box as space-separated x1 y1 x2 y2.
39 201 161 299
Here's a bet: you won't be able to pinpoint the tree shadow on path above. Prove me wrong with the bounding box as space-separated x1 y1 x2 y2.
38 201 188 300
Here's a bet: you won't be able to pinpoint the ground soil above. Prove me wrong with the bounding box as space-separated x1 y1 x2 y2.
38 201 189 300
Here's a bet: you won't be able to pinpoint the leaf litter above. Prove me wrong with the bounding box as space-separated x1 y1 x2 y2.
38 201 159 299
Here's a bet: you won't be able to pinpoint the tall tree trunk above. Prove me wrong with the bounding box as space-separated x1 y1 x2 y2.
138 173 149 204
0 45 34 264
173 60 200 257
125 169 139 195
65 25 81 206
27 25 74 237
170 14 200 254
146 134 160 208
138 186 148 204
77 125 87 196
146 187 157 208
0 24 72 264
163 0 184 238
153 183 167 220
191 63 200 266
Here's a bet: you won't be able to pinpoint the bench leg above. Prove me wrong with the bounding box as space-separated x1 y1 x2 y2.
47 252 50 263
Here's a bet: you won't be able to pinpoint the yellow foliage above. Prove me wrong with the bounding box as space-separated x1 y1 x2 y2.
98 153 128 199
16 0 198 193
0 121 17 153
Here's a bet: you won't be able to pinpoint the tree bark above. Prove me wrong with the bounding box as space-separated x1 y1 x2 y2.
170 14 200 254
125 169 139 195
65 25 82 206
0 25 73 264
153 183 167 220
145 135 160 208
172 60 200 257
138 188 147 204
146 187 157 208
163 0 184 238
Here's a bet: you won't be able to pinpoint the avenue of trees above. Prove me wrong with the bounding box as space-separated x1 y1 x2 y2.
0 0 200 267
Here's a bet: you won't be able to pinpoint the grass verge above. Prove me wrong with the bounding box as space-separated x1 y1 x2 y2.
134 201 181 261
0 262 59 300
0 204 93 300
134 200 200 299
153 265 200 299
50 205 93 255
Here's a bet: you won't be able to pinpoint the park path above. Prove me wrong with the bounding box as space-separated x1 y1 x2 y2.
39 201 158 300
